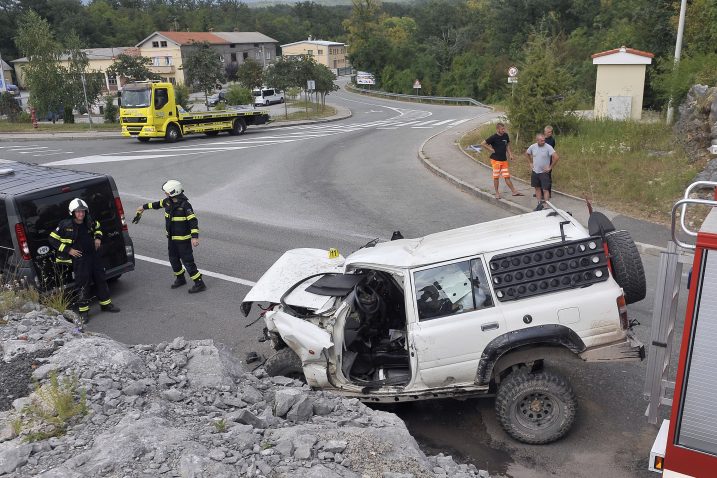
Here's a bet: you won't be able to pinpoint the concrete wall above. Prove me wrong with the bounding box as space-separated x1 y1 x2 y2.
593 64 647 121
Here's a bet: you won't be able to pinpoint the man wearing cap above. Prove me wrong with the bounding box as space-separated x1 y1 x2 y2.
135 180 207 293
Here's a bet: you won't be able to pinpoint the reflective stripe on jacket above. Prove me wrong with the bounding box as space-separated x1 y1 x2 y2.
48 216 102 263
142 195 199 241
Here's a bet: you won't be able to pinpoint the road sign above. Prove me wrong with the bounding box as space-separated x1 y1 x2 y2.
508 66 518 77
413 79 422 89
507 77 518 84
307 80 316 91
356 77 375 85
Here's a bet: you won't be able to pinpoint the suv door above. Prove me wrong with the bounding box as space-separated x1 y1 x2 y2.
18 179 127 288
409 257 505 388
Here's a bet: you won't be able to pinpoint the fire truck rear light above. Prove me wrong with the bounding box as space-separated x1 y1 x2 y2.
114 197 128 231
14 223 31 260
653 455 663 471
617 295 628 329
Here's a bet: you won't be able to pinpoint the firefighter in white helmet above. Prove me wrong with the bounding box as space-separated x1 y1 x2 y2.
48 198 120 323
135 180 207 293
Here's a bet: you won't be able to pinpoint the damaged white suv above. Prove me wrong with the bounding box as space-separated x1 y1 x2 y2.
241 204 646 444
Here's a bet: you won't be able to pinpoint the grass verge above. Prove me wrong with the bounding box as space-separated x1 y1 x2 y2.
0 120 118 133
461 119 706 224
271 101 337 122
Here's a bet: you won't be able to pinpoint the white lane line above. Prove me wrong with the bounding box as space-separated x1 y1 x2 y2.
450 119 471 126
46 153 179 166
377 127 398 130
9 146 47 151
135 254 256 287
412 120 437 126
411 126 435 129
33 151 68 157
433 119 456 126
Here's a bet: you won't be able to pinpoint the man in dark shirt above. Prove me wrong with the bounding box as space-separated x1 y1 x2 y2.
481 123 524 199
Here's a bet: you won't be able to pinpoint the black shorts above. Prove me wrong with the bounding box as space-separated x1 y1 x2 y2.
531 171 552 190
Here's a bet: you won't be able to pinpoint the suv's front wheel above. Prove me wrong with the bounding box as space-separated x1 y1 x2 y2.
264 348 305 382
495 369 576 444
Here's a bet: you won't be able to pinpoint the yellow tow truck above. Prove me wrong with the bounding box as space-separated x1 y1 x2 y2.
119 81 270 142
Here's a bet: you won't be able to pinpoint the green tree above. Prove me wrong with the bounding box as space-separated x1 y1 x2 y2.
174 83 192 111
182 41 224 107
313 63 339 108
236 60 264 91
507 32 581 143
61 32 103 123
265 56 301 118
106 54 158 84
14 10 65 120
102 95 118 123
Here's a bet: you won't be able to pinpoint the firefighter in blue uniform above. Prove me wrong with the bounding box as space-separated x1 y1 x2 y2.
49 198 120 322
135 180 207 293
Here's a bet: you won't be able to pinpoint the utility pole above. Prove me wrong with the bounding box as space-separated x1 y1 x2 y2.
665 0 688 124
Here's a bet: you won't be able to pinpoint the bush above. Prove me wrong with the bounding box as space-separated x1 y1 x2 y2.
103 95 118 123
174 84 192 111
0 92 22 122
225 83 252 106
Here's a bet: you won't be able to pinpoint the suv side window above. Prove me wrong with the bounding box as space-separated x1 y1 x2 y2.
414 259 494 321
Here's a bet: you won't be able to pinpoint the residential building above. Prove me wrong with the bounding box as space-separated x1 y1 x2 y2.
12 47 129 91
281 38 348 73
136 31 279 84
1 60 12 88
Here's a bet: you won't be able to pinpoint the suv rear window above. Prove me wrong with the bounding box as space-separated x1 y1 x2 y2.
19 181 117 245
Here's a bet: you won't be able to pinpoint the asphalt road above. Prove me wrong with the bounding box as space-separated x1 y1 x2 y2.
0 85 684 478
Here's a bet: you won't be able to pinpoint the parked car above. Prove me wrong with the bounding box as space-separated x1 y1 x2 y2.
5 84 20 96
252 88 284 107
242 204 646 445
207 91 226 107
0 161 135 291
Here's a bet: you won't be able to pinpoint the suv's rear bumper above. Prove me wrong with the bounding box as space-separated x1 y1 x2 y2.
579 330 645 362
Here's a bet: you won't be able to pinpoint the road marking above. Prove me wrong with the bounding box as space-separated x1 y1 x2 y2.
450 119 471 126
9 146 47 151
135 254 256 287
433 119 457 126
412 120 437 126
411 126 435 129
46 154 179 166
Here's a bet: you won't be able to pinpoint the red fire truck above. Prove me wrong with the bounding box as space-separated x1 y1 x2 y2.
645 181 717 477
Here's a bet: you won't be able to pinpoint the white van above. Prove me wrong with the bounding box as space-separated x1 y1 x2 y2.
252 88 284 106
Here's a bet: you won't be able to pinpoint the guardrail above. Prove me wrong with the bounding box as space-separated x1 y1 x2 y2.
347 84 491 109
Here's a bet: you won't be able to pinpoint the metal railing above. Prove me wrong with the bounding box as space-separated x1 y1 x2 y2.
346 84 491 109
671 181 717 249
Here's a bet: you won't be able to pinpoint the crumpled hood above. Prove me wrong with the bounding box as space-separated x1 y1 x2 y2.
241 248 345 316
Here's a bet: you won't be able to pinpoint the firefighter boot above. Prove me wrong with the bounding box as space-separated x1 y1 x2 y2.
171 275 187 289
188 279 207 294
101 303 121 313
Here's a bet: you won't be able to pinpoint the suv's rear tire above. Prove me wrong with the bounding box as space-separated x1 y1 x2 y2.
495 369 576 444
264 348 305 381
165 124 181 143
606 230 646 304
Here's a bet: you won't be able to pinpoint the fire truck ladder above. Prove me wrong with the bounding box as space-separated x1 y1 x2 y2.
643 181 717 425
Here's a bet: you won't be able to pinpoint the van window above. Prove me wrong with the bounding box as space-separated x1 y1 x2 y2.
264 89 274 97
0 198 12 250
19 182 117 247
414 258 493 321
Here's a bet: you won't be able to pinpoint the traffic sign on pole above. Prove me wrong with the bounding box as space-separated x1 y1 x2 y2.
413 79 422 89
508 66 518 77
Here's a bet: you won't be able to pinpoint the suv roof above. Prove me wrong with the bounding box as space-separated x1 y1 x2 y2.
0 161 103 196
345 209 588 269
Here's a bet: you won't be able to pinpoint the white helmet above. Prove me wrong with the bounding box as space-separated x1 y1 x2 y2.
162 180 183 197
68 198 89 215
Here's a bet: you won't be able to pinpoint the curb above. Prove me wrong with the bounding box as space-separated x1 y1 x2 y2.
0 104 353 142
418 124 673 257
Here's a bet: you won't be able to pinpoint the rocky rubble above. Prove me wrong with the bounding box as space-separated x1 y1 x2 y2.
675 84 717 180
0 307 489 478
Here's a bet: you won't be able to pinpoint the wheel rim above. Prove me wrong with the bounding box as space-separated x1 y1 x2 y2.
168 127 177 140
514 391 560 430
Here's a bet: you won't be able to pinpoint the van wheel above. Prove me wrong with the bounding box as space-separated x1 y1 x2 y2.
165 124 181 143
495 369 576 444
280 97 284 104
264 348 305 382
230 118 246 135
606 230 646 304
137 137 150 143
264 100 270 106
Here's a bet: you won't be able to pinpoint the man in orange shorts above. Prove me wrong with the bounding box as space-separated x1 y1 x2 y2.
481 122 524 199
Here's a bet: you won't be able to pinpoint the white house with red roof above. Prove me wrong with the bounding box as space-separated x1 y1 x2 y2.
591 46 654 121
